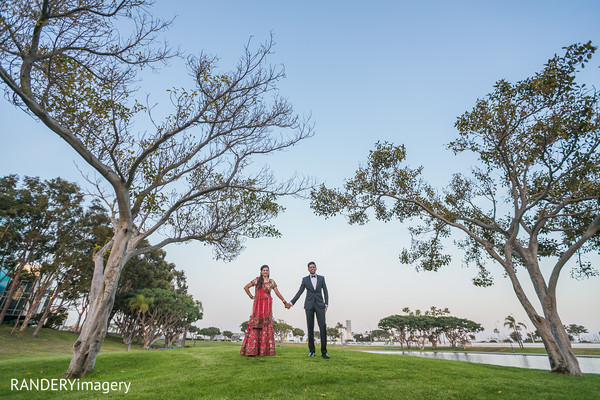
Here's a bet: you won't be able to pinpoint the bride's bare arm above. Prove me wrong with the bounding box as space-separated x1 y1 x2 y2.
244 281 255 300
273 286 287 305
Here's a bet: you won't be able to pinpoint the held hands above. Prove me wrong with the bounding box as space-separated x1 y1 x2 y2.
284 302 291 309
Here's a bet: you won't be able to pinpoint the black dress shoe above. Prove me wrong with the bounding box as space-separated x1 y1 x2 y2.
308 352 315 357
322 353 330 359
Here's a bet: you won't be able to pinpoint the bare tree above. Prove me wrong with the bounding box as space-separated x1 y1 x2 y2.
1 0 312 377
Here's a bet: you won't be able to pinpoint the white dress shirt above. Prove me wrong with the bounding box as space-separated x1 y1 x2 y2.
310 274 317 290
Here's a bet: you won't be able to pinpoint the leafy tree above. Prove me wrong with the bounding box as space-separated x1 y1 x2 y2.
21 188 111 333
240 321 249 333
0 176 62 323
0 176 108 331
33 306 68 329
371 329 390 341
0 0 312 377
292 327 305 341
378 315 412 349
327 322 341 342
111 241 181 332
442 317 484 348
222 330 233 341
273 320 292 344
0 175 23 287
379 312 482 349
199 327 221 341
114 286 201 348
54 201 112 334
353 333 365 342
311 43 599 376
335 322 345 343
33 201 111 338
124 294 151 352
565 324 588 342
117 244 175 294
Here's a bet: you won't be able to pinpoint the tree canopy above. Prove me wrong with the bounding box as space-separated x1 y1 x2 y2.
0 0 312 377
311 42 599 375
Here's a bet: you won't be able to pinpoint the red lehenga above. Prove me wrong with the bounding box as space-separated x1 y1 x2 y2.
240 278 277 356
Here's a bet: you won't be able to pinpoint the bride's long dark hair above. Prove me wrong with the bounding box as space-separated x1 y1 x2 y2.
257 265 270 289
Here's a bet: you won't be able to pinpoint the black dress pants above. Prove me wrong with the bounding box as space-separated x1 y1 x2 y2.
306 307 327 355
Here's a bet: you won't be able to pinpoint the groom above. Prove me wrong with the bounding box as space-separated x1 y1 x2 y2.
288 261 330 359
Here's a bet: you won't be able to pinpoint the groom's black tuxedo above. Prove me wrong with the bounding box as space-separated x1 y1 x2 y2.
290 274 329 356
290 275 329 310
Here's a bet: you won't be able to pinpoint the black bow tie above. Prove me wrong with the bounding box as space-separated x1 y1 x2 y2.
310 275 316 278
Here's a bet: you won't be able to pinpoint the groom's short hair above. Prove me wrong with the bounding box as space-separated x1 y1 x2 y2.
307 261 316 268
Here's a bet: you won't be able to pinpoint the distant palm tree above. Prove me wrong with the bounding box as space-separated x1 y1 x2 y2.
504 315 526 348
335 322 345 344
127 294 151 352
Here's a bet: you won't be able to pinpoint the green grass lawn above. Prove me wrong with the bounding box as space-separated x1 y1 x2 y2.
1 327 599 399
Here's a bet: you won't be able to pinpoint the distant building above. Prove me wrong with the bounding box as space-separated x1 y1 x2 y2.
0 265 55 324
344 319 353 341
231 332 244 342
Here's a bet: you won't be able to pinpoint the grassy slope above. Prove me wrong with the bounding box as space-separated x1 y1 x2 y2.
0 326 140 361
1 328 599 399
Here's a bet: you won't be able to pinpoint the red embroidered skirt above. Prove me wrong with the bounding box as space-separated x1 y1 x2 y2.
240 287 275 356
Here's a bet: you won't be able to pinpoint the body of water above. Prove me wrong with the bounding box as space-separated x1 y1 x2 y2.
364 350 600 374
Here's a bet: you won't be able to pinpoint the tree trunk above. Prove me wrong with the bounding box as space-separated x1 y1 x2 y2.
11 277 38 334
63 225 131 378
73 294 89 334
32 296 55 337
536 309 581 375
33 272 75 337
20 276 52 331
510 269 582 375
0 258 28 324
10 306 25 335
89 242 110 312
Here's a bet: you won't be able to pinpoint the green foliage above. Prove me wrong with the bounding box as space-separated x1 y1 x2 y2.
273 319 293 344
1 0 313 268
117 242 177 294
0 175 112 325
311 42 600 283
128 294 151 315
32 307 68 329
311 44 599 374
379 308 483 349
222 330 233 339
565 324 588 341
0 175 84 270
199 326 221 340
292 327 305 339
370 329 390 341
326 322 345 342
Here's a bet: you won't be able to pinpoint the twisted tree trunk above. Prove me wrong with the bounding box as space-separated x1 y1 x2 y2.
63 224 132 378
509 262 582 376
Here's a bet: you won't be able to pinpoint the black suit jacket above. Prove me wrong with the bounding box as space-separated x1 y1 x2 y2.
290 275 329 310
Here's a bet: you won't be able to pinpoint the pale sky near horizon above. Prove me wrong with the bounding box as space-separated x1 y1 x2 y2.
1 0 599 341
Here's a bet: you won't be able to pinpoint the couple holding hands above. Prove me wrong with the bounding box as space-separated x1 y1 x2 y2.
240 261 330 359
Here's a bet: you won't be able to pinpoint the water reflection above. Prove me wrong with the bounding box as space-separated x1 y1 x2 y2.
364 351 600 374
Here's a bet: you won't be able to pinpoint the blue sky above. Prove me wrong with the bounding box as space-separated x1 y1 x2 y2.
1 0 599 339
